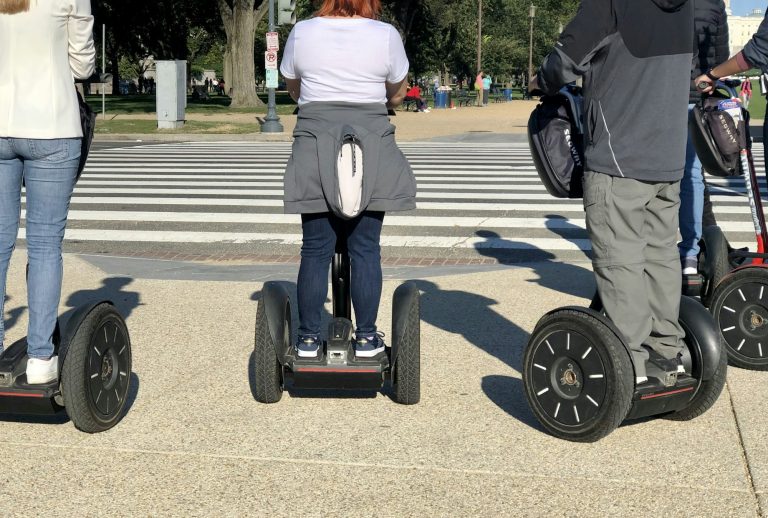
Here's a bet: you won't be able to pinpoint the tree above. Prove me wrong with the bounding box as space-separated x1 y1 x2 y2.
216 0 269 108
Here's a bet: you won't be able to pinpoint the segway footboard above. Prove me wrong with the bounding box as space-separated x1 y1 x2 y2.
290 319 388 391
0 339 62 415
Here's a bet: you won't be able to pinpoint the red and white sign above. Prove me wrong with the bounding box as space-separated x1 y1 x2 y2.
265 50 278 70
266 32 279 51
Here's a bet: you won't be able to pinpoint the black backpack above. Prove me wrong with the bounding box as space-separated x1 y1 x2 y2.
689 90 749 177
527 86 585 199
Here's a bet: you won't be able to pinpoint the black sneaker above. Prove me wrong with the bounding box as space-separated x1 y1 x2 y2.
296 335 320 358
354 332 386 358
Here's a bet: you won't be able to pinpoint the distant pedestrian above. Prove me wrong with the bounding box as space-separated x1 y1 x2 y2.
475 70 484 106
405 83 430 112
218 78 226 96
741 77 753 108
482 73 492 106
0 0 96 383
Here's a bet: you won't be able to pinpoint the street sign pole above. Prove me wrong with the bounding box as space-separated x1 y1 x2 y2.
262 0 283 133
102 24 106 119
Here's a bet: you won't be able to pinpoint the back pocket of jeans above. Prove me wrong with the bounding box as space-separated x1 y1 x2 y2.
29 139 68 162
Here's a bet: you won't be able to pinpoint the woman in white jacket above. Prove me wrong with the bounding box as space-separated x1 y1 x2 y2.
0 0 95 383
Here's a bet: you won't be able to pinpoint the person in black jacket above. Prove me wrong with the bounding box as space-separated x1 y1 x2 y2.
680 0 729 279
531 0 693 383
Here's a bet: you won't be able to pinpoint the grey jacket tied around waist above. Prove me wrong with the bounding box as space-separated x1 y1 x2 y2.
284 102 417 215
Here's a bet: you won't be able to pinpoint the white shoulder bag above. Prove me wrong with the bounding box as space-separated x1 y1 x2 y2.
336 137 364 218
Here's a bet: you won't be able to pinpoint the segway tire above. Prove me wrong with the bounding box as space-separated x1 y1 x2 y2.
710 268 768 370
61 303 132 433
700 226 730 307
523 309 634 442
252 300 284 403
392 290 420 405
665 298 728 421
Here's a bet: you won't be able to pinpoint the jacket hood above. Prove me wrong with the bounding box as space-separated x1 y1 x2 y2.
651 0 688 11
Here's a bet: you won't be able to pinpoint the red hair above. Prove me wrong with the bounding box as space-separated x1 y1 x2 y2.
316 0 381 19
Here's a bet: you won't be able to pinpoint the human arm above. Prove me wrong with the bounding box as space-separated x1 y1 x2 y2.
385 26 410 108
536 0 616 95
68 0 96 79
386 79 408 109
286 78 301 102
697 10 768 92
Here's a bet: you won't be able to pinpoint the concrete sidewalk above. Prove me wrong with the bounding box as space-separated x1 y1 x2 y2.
1 253 766 516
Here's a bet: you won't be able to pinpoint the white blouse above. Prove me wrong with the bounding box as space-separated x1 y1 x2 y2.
0 0 96 139
280 17 410 106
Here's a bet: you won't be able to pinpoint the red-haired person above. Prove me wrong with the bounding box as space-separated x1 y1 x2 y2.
280 0 416 358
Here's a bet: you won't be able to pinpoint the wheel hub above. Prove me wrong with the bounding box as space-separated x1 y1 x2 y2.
101 354 114 382
740 304 768 338
551 356 584 400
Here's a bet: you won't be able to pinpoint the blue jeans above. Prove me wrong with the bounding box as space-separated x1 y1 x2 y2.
297 212 384 338
0 138 80 359
678 104 704 263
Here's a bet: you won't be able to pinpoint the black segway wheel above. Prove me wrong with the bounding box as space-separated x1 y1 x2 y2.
665 296 727 421
710 268 768 370
700 226 730 307
523 309 634 442
252 299 285 403
61 303 132 433
392 284 420 405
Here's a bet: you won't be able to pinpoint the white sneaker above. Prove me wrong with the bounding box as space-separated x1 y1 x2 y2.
636 376 648 385
26 356 58 384
682 266 698 275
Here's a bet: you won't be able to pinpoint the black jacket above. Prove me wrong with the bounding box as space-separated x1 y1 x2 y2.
537 0 693 182
690 0 730 103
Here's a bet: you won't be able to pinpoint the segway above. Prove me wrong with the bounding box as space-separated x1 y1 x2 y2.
1 298 132 432
523 294 726 442
690 80 768 370
251 240 421 404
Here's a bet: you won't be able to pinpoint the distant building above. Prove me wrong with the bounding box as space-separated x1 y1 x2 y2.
725 0 765 56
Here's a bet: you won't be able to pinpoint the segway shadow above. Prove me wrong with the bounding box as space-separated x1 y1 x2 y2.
252 244 420 404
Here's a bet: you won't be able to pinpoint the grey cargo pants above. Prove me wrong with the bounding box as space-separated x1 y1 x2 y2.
583 171 685 378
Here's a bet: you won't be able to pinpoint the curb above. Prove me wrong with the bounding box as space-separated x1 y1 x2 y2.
94 133 294 142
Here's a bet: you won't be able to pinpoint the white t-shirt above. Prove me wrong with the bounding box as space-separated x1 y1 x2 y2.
280 17 409 105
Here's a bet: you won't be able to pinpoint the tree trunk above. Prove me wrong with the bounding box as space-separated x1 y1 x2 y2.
224 49 233 88
218 0 266 108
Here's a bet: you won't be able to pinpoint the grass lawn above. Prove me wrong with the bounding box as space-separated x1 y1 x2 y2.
94 119 263 134
85 93 298 115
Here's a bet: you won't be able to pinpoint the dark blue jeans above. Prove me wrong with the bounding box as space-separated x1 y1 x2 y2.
298 211 384 338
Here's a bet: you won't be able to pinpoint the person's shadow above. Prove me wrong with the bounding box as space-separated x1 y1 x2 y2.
473 215 594 299
3 295 26 332
413 222 595 429
63 277 142 324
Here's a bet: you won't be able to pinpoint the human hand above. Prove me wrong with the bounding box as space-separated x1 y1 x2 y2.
695 74 714 94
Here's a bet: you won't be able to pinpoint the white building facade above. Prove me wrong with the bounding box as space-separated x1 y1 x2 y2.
725 0 765 56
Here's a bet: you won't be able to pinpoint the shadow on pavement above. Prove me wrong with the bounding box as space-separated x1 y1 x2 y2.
473 215 594 299
63 277 143 323
3 295 26 332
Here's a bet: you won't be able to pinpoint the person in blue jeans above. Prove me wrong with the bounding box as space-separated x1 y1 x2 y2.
0 0 96 383
280 0 416 359
680 0 728 276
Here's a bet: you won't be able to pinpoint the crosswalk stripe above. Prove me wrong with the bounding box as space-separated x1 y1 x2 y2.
11 141 767 258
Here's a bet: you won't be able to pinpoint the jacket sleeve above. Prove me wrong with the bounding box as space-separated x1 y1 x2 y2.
742 11 768 73
68 0 96 79
537 0 617 95
714 0 730 64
